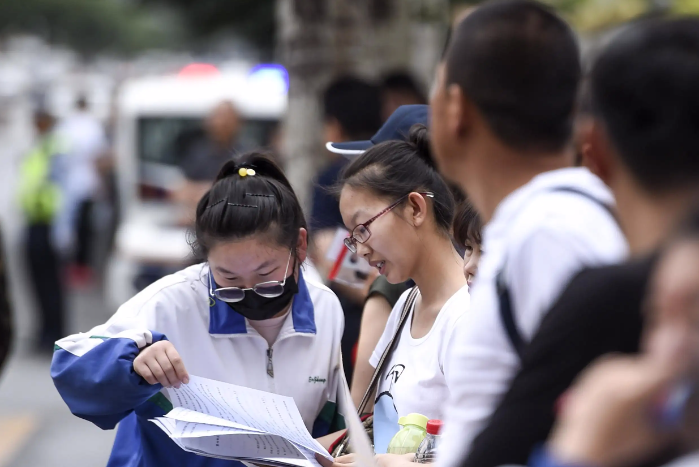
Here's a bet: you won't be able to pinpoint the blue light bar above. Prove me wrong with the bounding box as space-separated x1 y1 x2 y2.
248 64 289 94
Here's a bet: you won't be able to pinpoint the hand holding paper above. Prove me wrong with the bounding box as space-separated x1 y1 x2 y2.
150 376 331 467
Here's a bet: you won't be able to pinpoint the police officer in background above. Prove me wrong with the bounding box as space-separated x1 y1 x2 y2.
18 106 65 352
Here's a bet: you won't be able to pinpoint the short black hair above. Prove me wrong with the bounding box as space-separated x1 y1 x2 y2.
338 124 455 234
192 152 307 261
590 17 699 193
453 200 482 247
445 0 581 152
380 71 426 104
323 76 382 140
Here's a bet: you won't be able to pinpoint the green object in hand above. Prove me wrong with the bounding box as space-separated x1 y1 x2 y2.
387 413 428 455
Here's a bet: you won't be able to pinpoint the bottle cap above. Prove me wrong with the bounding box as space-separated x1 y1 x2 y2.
397 413 429 430
426 419 443 435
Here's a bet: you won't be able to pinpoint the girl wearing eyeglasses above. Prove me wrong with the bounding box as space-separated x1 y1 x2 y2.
328 125 469 461
51 153 346 467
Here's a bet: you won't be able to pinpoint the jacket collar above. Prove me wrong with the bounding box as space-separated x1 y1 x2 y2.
208 269 317 336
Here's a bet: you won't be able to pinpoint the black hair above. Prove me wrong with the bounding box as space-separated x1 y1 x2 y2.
323 75 382 140
380 71 427 104
191 152 307 260
445 0 581 152
590 17 699 193
338 124 455 234
76 95 88 110
453 200 482 247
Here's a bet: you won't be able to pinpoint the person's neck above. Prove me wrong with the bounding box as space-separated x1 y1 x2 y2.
410 234 467 312
453 137 572 223
615 181 697 255
213 135 234 150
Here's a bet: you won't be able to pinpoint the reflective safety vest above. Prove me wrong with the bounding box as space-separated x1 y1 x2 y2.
18 134 63 224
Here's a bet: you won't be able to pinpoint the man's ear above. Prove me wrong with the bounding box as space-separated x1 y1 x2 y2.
584 119 618 186
446 84 474 139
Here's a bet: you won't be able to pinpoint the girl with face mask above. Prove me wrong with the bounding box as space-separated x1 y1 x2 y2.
328 125 469 463
51 153 346 467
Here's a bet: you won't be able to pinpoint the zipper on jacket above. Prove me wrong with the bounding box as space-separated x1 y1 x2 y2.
266 348 274 378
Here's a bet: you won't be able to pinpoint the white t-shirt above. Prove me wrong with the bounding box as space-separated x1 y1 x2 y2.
437 168 628 467
369 285 470 454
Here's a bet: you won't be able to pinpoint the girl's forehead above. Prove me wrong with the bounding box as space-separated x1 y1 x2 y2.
340 187 380 225
340 186 389 212
208 238 287 273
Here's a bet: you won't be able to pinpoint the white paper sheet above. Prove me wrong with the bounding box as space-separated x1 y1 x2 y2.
164 376 330 459
151 375 332 467
335 364 376 467
165 407 265 433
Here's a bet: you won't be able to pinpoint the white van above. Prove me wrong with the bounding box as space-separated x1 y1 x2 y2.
106 64 287 308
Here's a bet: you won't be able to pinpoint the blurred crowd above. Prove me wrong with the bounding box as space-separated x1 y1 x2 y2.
1 1 699 467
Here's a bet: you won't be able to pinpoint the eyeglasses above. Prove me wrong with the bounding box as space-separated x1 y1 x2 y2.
209 250 293 303
344 192 435 254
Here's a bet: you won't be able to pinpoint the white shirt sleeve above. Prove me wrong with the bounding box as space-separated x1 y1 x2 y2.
368 291 408 369
507 220 620 340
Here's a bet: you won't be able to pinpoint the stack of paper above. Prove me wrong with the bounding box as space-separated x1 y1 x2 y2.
150 376 332 467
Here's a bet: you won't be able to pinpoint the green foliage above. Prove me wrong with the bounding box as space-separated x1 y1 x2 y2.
139 0 276 57
0 0 179 57
450 0 699 30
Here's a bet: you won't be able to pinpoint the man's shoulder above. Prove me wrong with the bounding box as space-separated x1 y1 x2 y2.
505 190 627 264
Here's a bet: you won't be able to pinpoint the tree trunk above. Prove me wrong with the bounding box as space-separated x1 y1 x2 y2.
277 0 448 212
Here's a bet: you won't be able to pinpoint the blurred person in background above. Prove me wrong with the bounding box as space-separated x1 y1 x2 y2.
56 95 109 287
535 210 699 467
379 71 427 122
173 100 245 222
452 201 482 287
459 16 699 467
0 224 12 374
310 75 382 383
18 107 65 352
429 1 628 464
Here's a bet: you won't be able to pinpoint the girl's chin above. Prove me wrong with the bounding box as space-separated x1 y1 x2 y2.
383 269 408 285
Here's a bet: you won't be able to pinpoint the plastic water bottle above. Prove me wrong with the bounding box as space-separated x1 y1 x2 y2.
387 413 428 455
414 419 442 463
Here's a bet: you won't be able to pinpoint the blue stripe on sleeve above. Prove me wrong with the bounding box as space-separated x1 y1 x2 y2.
51 331 167 430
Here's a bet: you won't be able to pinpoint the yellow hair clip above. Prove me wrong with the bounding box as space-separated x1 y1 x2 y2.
238 167 256 177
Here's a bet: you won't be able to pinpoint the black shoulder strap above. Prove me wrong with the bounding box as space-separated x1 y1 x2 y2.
496 269 525 359
356 286 419 415
497 187 619 359
550 187 620 226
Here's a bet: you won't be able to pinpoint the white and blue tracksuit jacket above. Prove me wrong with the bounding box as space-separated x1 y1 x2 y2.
51 264 345 467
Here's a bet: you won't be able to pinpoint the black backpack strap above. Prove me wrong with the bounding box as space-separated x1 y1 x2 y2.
550 187 620 226
497 186 619 359
496 268 525 359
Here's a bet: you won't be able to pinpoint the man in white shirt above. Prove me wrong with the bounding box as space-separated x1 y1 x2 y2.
55 95 108 280
428 1 628 465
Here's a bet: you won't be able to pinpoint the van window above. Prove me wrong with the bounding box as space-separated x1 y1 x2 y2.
137 117 277 167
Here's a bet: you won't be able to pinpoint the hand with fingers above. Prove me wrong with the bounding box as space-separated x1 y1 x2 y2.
316 452 416 467
133 341 190 388
316 453 362 467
